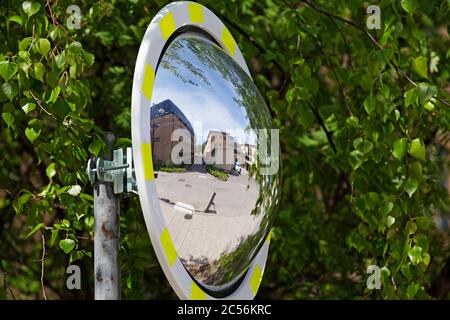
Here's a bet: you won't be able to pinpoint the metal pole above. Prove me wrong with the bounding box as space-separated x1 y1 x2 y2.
94 133 120 300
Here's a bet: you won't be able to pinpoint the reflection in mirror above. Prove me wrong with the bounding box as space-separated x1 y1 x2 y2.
149 32 281 294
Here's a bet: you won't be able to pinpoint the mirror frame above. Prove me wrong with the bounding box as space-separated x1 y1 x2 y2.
131 1 271 300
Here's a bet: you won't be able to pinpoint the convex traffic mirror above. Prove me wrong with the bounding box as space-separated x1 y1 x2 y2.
131 1 281 299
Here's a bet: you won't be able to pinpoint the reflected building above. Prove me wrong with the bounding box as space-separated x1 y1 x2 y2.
150 99 194 167
240 143 256 171
203 131 245 172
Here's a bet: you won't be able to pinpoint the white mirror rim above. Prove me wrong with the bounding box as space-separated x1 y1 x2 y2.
131 1 271 300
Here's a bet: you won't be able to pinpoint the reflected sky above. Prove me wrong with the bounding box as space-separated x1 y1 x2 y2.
152 33 257 145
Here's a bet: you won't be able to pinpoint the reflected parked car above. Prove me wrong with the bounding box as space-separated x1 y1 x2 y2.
234 162 242 174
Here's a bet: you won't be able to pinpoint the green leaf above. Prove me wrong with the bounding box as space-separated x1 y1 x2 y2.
349 150 364 170
68 102 76 112
21 102 36 114
381 266 391 279
46 86 60 104
0 61 18 82
346 231 365 253
404 88 418 107
25 223 44 239
25 127 40 143
406 220 417 235
2 112 15 127
82 250 92 258
49 27 60 41
408 245 423 264
423 101 434 111
298 103 314 128
61 219 70 228
19 37 33 51
13 192 33 213
408 138 425 161
46 70 59 88
401 0 418 14
416 83 437 104
34 62 44 82
8 15 23 26
416 216 431 231
415 234 429 252
116 138 132 148
357 140 373 154
385 215 395 228
22 1 41 17
36 38 51 56
1 82 18 101
69 64 77 78
381 202 394 216
363 95 376 115
422 253 430 266
404 178 418 197
50 229 59 247
68 185 81 196
392 138 408 161
401 263 412 280
59 238 76 254
67 41 83 56
80 193 93 201
46 163 56 180
83 51 95 66
55 53 66 69
412 56 428 79
406 282 419 299
127 274 132 289
409 161 423 181
88 139 102 156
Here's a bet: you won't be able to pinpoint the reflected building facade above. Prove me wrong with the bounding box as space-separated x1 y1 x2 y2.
150 99 194 167
203 131 246 172
240 143 256 171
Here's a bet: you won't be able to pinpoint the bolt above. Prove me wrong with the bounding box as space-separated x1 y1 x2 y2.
99 164 129 173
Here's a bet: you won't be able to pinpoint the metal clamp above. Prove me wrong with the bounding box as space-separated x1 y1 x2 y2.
87 147 137 194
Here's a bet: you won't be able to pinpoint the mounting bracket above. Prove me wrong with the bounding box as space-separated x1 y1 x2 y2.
86 147 137 194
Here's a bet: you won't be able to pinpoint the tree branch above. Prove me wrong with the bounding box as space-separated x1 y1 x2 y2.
0 259 15 300
219 14 286 76
301 0 383 49
308 102 337 154
300 0 450 107
40 232 47 300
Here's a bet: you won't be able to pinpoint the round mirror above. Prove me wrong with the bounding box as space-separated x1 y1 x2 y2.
149 32 281 295
132 1 281 299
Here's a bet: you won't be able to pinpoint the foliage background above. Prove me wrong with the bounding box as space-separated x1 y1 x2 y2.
0 0 449 299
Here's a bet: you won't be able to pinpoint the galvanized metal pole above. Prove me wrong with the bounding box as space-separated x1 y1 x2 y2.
94 133 121 300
